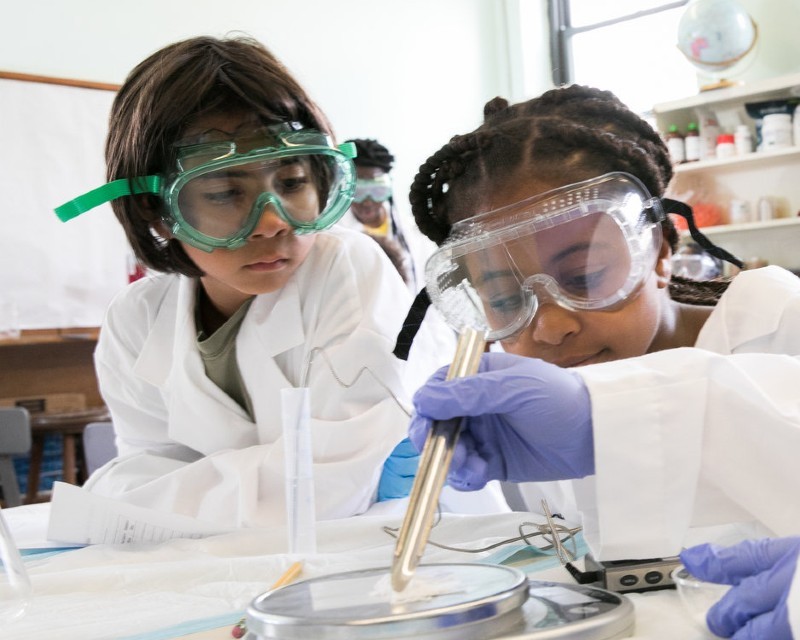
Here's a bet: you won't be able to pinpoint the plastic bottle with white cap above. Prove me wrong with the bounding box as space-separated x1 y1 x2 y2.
734 125 753 155
794 104 800 146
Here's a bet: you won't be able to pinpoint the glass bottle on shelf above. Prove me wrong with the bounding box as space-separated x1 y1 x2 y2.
684 122 701 162
666 124 685 164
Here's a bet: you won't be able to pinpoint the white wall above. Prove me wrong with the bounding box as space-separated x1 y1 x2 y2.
0 0 553 328
0 0 555 228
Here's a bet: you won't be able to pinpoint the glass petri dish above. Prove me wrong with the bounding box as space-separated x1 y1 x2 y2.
246 563 529 640
671 565 730 630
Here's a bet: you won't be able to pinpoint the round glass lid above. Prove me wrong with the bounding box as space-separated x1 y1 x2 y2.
246 562 529 639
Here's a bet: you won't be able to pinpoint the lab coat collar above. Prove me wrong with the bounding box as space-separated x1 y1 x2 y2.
132 275 308 454
134 275 306 386
245 277 305 357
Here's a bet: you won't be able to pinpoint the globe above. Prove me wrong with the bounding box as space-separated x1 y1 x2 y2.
677 0 758 79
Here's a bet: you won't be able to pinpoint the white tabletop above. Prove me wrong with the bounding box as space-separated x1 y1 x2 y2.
1 502 717 640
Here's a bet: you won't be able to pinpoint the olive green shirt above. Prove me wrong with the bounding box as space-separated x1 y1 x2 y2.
196 297 256 420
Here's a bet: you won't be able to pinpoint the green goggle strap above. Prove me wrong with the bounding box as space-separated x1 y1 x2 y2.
54 142 356 224
338 141 357 159
55 176 162 222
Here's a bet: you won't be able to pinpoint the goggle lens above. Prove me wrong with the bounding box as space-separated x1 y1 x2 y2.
451 212 636 335
353 178 392 203
176 154 341 240
426 173 663 340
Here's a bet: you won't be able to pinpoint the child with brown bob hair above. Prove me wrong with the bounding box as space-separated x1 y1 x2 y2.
55 35 429 525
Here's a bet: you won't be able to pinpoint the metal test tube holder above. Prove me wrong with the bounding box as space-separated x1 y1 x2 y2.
391 326 486 592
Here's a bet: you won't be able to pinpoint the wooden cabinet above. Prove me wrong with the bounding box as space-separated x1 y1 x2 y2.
0 328 105 501
653 72 800 271
0 328 103 409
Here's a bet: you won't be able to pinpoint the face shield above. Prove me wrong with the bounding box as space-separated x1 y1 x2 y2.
425 172 666 341
54 123 357 252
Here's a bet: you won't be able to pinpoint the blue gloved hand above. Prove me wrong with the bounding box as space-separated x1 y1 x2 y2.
408 352 594 491
681 537 800 639
376 437 420 502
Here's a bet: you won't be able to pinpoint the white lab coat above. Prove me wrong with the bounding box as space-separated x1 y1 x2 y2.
85 228 418 527
518 266 800 560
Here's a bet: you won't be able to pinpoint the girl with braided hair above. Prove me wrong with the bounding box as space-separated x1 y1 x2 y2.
407 85 800 613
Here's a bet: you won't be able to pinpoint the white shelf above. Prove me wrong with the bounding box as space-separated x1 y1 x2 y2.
655 73 800 270
673 146 800 174
691 216 800 237
654 72 800 116
685 217 800 270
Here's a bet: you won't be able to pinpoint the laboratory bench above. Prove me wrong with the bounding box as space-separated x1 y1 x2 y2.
2 501 714 640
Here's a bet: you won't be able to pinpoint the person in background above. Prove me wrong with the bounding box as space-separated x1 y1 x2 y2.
404 85 800 638
367 233 412 287
52 35 424 525
340 138 435 291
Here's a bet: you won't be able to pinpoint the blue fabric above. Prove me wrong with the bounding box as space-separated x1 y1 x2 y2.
681 537 800 639
376 437 419 501
409 352 594 490
117 610 244 640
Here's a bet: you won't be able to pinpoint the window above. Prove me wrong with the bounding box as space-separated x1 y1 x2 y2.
549 1 698 115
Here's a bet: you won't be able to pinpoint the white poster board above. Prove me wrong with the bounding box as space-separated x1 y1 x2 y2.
0 74 131 329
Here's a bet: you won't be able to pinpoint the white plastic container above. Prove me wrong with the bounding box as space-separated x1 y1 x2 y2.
794 104 800 146
696 108 720 160
734 124 753 155
716 134 736 159
761 113 793 151
729 199 751 224
758 196 774 221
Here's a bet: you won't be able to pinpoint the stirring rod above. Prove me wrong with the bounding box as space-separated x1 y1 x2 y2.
390 326 486 592
232 561 304 638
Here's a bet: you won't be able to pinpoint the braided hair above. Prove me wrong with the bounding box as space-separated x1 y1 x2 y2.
347 138 395 173
409 85 730 305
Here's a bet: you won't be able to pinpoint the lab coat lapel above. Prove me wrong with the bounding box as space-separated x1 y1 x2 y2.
239 277 306 443
135 277 259 454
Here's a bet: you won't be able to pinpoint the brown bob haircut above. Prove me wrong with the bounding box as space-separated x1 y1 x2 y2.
106 35 335 277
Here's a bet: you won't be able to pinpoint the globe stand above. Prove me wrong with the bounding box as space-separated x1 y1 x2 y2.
677 1 759 94
699 78 740 92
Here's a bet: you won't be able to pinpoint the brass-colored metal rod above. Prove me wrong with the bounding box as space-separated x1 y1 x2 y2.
390 326 486 591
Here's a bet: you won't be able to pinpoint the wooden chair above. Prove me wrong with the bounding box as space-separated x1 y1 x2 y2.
0 407 31 507
25 406 109 503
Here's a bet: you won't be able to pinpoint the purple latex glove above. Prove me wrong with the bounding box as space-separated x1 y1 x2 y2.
409 352 594 490
681 537 800 639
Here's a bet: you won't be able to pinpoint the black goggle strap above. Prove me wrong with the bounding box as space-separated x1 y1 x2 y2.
393 287 433 360
661 198 744 269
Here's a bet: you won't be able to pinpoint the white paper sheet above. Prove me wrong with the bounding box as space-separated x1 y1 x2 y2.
46 482 232 545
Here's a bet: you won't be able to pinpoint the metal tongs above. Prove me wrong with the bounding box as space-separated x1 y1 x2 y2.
390 326 486 591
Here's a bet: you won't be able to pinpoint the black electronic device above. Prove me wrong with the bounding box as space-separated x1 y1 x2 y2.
566 554 682 594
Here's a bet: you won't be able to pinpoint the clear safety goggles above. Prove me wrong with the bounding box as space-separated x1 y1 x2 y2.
425 172 666 341
353 175 392 203
55 123 357 252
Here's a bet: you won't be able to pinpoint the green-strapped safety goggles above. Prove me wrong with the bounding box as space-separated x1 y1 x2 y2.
55 123 357 252
353 175 392 203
